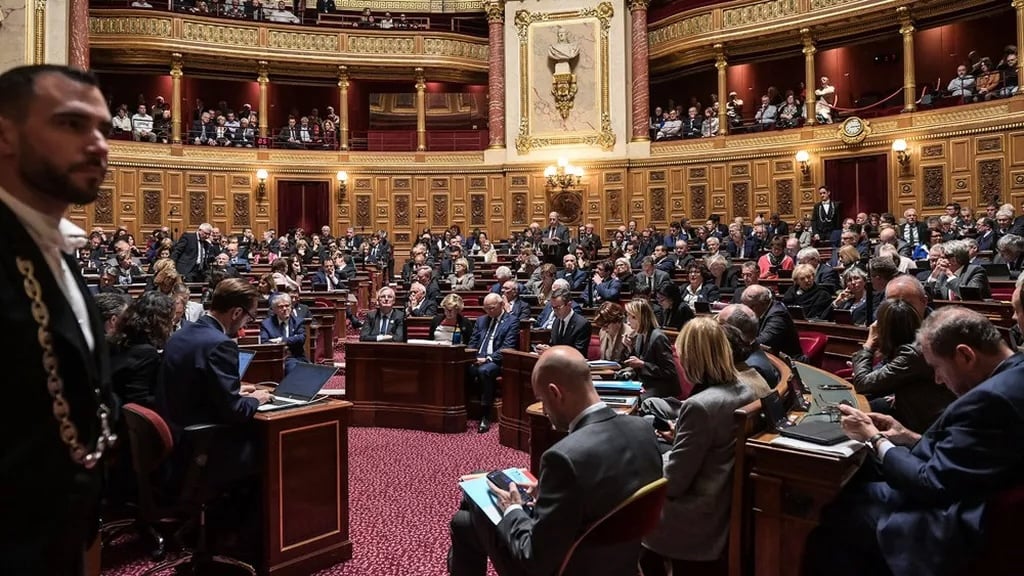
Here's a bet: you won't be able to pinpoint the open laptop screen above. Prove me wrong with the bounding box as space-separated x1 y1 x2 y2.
238 350 257 380
274 363 338 401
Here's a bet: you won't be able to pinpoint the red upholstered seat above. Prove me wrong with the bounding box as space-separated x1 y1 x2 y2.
673 348 693 400
587 333 601 361
799 332 827 367
962 485 1024 574
122 403 174 463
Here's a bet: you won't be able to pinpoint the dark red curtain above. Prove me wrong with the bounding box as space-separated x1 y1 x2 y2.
276 180 330 235
824 154 888 218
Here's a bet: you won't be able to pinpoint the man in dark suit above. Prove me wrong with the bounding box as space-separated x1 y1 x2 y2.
558 253 588 291
501 280 533 323
635 256 671 297
923 239 991 301
741 284 805 361
359 286 406 342
875 227 913 259
406 282 438 318
718 304 781 388
0 65 126 575
541 211 571 265
900 208 929 247
312 260 346 291
724 226 758 259
448 346 664 576
811 185 842 242
171 221 213 282
766 213 790 238
157 278 273 477
417 266 444 304
259 292 307 373
809 307 1024 576
975 217 997 252
535 287 592 357
578 222 602 260
208 251 241 279
651 244 676 273
467 293 520 432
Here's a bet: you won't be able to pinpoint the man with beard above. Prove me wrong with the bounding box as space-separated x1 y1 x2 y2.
0 65 120 575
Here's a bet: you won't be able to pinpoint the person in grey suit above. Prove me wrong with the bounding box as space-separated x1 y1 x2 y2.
536 287 592 357
641 317 756 574
635 255 671 297
447 346 664 576
922 239 991 301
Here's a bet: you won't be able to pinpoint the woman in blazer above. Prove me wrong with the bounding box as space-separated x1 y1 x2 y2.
851 298 955 433
682 262 721 309
707 255 739 294
622 298 680 400
593 301 627 361
782 264 834 320
447 257 476 291
654 283 695 331
108 291 176 407
428 293 475 344
641 317 756 575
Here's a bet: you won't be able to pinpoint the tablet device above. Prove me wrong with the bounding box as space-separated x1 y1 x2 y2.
779 420 848 445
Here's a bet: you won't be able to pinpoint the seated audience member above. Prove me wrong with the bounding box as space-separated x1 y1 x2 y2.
406 282 438 318
623 298 680 401
717 303 780 388
312 259 344 291
924 239 991 301
109 291 175 407
260 292 307 373
467 293 521 432
270 257 299 292
753 94 778 129
719 322 772 398
995 233 1024 271
831 267 877 325
878 243 916 275
808 307 1024 576
834 244 863 270
157 279 273 486
777 93 802 128
681 262 721 309
724 225 757 259
656 109 682 140
733 261 760 305
131 104 156 142
500 280 532 323
593 301 628 362
613 257 636 294
448 257 476 292
782 263 833 320
700 106 719 137
640 317 757 576
635 255 671 297
742 284 804 361
108 252 144 286
973 56 1001 101
535 279 576 329
558 253 587 291
947 64 975 98
95 292 132 337
868 256 899 297
429 294 474 344
528 263 558 305
233 117 256 147
654 283 695 332
360 286 405 342
535 286 592 357
590 260 622 305
680 107 703 139
757 237 795 279
448 346 663 575
208 252 240 280
852 299 955 433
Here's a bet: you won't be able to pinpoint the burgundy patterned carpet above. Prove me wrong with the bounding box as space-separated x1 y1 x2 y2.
101 334 528 575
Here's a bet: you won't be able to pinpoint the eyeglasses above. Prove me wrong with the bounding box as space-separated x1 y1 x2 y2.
243 308 258 323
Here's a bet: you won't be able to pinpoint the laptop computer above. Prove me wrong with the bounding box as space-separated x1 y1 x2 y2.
958 286 983 301
831 308 853 325
780 420 849 445
257 363 339 412
694 301 712 314
238 350 256 381
982 263 1010 279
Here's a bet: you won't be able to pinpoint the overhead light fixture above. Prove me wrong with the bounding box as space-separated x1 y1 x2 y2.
795 150 810 176
892 139 910 167
255 169 268 200
336 170 348 202
544 158 583 192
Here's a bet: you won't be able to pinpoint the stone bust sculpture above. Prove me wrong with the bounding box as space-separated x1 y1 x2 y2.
548 27 579 75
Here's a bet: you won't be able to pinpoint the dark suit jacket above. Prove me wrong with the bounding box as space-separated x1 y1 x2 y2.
593 276 622 303
507 298 532 323
495 406 664 576
724 237 759 259
814 263 841 293
655 301 695 331
0 202 114 575
626 328 681 399
543 224 570 244
811 200 842 238
635 269 671 295
976 230 997 252
259 314 307 360
874 353 1024 575
767 220 790 238
549 312 592 357
684 282 721 304
407 298 438 318
900 221 930 245
926 264 992 301
468 313 520 363
558 268 588 291
359 308 406 342
756 301 804 360
312 269 346 290
110 341 161 407
170 231 210 279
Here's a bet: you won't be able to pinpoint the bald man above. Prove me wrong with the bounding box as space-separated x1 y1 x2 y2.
718 304 781 388
884 274 930 319
448 346 663 576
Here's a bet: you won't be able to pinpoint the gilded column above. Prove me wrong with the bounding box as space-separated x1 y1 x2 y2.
69 0 90 68
415 67 427 152
629 0 651 142
714 44 728 136
801 28 817 126
257 60 269 139
484 0 505 149
170 53 183 145
898 7 917 112
33 0 46 65
338 65 350 151
1016 0 1024 89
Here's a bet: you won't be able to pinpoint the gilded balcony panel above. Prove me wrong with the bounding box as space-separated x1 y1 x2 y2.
88 15 173 37
347 35 417 55
181 21 259 46
267 29 340 52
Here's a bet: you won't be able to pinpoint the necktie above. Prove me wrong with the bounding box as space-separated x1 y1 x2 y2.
196 239 204 265
381 315 389 335
484 318 497 355
550 227 556 239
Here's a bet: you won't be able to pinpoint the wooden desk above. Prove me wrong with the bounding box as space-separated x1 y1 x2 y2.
344 342 476 433
498 350 539 452
240 342 286 384
255 400 353 575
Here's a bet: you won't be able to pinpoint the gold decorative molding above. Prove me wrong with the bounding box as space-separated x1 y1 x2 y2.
809 0 854 9
89 15 173 37
913 104 1011 128
483 0 504 23
722 0 798 29
647 12 712 46
182 21 258 46
422 38 488 60
514 2 615 154
268 30 339 52
628 0 651 11
348 35 416 54
726 132 802 148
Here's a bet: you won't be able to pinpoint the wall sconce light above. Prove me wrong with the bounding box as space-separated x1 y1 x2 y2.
892 139 910 167
795 150 810 177
255 169 268 201
336 170 348 202
543 158 583 192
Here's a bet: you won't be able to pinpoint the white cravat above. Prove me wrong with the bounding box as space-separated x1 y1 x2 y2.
0 186 94 351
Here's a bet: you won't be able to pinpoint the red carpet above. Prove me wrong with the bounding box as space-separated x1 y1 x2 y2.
101 424 528 575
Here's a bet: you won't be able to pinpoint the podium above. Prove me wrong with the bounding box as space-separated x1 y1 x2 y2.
345 342 476 433
498 350 540 452
255 400 353 575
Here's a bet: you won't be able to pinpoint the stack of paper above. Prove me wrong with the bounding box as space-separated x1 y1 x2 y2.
770 436 865 458
587 360 621 369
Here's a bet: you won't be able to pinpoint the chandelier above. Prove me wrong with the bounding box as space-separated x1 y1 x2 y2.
543 158 583 192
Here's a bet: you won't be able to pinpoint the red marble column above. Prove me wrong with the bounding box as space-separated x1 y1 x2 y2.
70 0 90 68
484 0 505 149
630 0 651 142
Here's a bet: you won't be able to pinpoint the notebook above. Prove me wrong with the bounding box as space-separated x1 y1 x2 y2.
238 349 256 380
256 363 339 412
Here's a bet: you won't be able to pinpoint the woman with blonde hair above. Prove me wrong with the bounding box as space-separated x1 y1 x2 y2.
448 257 476 291
147 258 180 293
640 317 756 576
622 298 679 400
593 301 627 361
428 293 475 344
529 263 558 306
